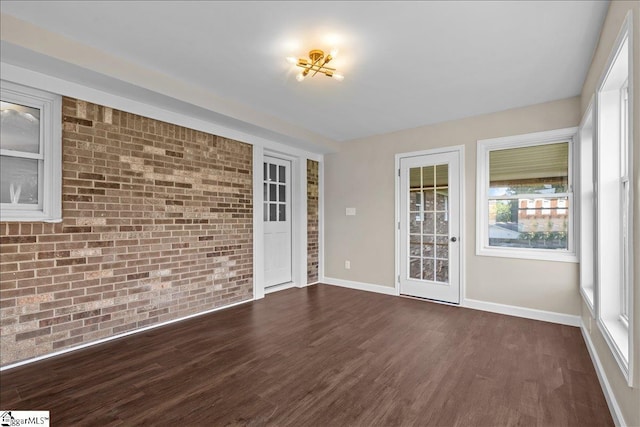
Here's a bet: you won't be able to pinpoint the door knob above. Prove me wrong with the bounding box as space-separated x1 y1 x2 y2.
450 237 457 242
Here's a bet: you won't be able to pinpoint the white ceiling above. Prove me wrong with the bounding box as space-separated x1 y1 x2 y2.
0 1 609 152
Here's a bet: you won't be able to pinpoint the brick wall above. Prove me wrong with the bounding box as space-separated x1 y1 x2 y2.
307 160 319 283
0 98 253 366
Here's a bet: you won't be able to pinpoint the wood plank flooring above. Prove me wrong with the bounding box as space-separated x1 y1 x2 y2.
0 285 612 426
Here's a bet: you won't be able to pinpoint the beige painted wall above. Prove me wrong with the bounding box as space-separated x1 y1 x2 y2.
324 96 581 315
579 2 640 426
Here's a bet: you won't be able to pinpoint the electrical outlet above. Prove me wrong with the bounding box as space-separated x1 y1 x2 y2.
345 260 351 269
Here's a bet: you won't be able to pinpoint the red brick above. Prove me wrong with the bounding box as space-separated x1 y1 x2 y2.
0 97 254 366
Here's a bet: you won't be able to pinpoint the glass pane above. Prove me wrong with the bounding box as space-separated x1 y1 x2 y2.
263 183 268 201
436 189 448 211
436 236 449 259
410 213 422 234
424 189 435 211
269 164 277 182
0 102 40 153
409 191 422 212
0 156 39 204
409 167 421 190
263 162 267 181
422 258 434 281
435 164 448 187
410 235 421 257
263 203 268 221
488 198 569 250
436 212 448 235
279 184 285 202
435 259 449 283
423 212 434 235
423 235 435 258
421 166 435 188
489 142 569 196
409 258 421 279
269 203 277 222
269 183 277 201
279 204 286 222
278 165 285 183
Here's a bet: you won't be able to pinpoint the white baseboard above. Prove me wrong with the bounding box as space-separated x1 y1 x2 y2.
0 298 252 372
321 277 397 296
581 323 626 427
463 298 581 327
321 277 581 327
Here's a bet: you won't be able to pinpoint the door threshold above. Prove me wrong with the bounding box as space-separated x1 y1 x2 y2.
399 293 460 307
265 281 296 294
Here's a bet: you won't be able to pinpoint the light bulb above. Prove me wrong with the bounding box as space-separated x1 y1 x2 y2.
286 57 297 64
333 73 344 81
330 48 339 58
296 73 305 82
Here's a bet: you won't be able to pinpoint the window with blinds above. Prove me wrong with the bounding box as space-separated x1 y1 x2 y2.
488 142 570 250
476 127 577 262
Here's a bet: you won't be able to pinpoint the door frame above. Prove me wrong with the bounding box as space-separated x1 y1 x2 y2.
394 145 465 303
254 148 308 299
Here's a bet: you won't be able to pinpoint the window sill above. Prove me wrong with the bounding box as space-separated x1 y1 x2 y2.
580 285 595 316
0 212 62 223
597 316 631 386
476 246 578 263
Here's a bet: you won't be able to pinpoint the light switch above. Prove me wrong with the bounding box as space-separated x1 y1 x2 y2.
346 207 356 216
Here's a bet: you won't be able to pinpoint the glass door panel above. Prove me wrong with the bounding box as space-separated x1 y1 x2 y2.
407 164 449 284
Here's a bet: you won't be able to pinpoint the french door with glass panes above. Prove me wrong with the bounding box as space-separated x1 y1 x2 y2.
399 150 461 304
264 156 292 287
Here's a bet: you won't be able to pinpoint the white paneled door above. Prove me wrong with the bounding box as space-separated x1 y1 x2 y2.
264 156 292 287
399 150 461 304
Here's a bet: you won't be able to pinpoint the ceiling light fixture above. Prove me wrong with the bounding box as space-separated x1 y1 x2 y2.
287 49 344 82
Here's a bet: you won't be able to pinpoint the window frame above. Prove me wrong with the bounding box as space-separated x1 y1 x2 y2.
476 127 578 263
578 97 596 315
619 79 629 326
593 11 633 386
0 80 62 222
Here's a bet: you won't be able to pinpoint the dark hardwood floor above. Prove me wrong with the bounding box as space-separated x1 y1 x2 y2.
0 284 612 426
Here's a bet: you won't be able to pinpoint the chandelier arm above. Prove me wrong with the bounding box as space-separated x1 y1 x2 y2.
296 63 336 74
310 56 325 77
